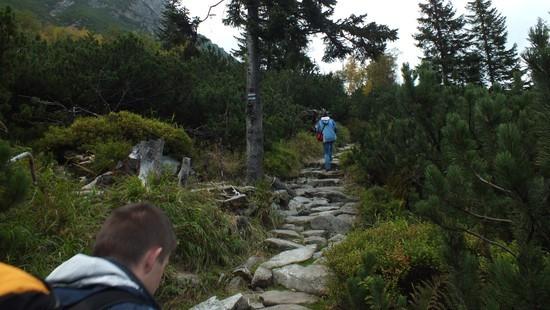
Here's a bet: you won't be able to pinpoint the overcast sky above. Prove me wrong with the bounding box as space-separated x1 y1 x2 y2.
183 0 548 73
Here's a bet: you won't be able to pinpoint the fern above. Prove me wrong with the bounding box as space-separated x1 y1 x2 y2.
410 275 464 310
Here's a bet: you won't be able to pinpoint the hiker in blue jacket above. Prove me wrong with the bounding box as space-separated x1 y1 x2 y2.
47 203 176 309
315 110 337 171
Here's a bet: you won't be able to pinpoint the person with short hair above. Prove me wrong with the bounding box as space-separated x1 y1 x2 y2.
47 203 177 309
315 110 337 171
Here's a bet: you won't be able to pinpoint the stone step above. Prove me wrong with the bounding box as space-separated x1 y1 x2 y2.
263 304 312 310
272 264 331 296
270 229 302 239
261 246 317 269
306 178 342 187
304 158 340 170
299 169 344 179
302 230 326 238
265 238 303 251
260 290 319 307
280 224 304 233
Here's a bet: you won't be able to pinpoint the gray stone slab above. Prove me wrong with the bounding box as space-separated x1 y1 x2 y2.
310 215 351 235
302 230 326 238
273 264 331 296
281 224 304 232
261 246 316 269
265 238 303 251
252 266 273 288
285 216 316 225
304 236 327 248
270 229 302 239
260 290 318 306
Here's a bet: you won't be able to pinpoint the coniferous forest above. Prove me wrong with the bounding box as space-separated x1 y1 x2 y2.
0 0 549 309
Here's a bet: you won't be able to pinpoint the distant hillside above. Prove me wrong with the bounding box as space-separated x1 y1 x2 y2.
0 0 234 59
0 0 164 33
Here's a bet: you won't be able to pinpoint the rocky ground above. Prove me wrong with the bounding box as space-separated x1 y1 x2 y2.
191 146 357 310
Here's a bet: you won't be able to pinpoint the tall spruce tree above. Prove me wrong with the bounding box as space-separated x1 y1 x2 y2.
157 0 199 50
224 0 397 182
466 0 519 87
414 0 470 85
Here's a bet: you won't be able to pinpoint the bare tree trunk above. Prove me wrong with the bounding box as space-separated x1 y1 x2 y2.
245 0 264 183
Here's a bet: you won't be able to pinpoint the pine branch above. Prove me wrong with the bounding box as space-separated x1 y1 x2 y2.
199 0 226 24
461 207 513 224
474 172 514 196
442 223 517 258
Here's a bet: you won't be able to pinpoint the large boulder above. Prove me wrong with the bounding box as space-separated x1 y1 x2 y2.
272 264 332 296
310 215 351 235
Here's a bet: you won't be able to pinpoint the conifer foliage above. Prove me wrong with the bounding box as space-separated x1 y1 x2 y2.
414 0 469 85
466 0 519 87
157 0 199 50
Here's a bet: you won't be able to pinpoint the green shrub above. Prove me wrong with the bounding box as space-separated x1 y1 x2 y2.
265 131 322 179
358 186 408 225
265 142 301 179
325 220 445 308
90 140 132 173
38 111 194 163
0 140 30 212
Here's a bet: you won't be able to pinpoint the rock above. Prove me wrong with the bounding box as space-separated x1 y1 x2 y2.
265 238 303 251
273 190 290 206
271 177 296 196
129 139 164 186
310 215 351 235
191 294 249 310
226 276 248 292
304 236 327 248
176 272 201 288
263 305 311 310
288 196 311 210
285 216 316 225
270 230 302 239
309 210 342 217
303 188 353 203
251 266 273 288
272 264 331 296
337 214 356 226
177 156 192 186
233 266 252 282
312 252 323 259
244 256 266 271
340 203 359 215
299 169 343 179
260 290 318 306
261 246 316 269
302 230 326 238
281 224 304 232
308 178 341 187
81 171 114 191
309 206 341 213
190 296 223 310
221 293 249 310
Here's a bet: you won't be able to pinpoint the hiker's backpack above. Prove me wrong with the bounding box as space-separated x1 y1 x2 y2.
0 262 59 309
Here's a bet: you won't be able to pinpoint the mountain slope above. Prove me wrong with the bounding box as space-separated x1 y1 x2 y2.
0 0 164 33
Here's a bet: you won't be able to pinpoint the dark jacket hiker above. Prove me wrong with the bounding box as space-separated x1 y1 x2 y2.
47 203 177 310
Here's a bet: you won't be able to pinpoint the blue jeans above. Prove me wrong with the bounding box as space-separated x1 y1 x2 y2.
323 142 334 171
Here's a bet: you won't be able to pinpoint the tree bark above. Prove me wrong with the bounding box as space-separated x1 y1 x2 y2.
245 0 264 183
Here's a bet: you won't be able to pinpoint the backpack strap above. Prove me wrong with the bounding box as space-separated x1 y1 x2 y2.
67 288 154 310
